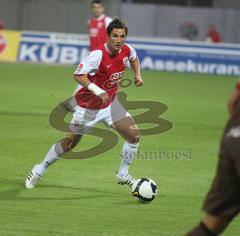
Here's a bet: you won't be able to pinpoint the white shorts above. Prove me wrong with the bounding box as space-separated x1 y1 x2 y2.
69 98 131 135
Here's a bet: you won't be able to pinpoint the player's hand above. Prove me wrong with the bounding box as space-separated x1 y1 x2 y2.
135 75 143 87
99 92 110 104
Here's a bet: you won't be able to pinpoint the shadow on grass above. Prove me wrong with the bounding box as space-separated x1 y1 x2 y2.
0 177 128 202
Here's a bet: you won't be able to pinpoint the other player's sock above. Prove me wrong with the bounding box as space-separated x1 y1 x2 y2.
186 222 217 236
36 143 64 176
118 141 139 177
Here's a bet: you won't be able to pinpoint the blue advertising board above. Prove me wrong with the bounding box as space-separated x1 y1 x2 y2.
18 32 89 64
127 37 240 75
17 31 240 76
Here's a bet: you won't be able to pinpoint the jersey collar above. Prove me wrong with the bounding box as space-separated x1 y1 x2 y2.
104 43 122 56
95 14 105 21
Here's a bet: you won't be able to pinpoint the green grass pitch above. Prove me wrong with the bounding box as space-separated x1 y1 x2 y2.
0 62 239 235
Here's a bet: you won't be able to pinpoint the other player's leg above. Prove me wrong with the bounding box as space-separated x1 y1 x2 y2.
186 122 240 235
186 215 230 236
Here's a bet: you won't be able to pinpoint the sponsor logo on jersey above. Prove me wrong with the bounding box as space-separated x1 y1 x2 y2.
110 71 124 81
103 71 125 90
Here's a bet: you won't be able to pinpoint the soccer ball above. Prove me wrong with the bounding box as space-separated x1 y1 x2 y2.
131 177 157 203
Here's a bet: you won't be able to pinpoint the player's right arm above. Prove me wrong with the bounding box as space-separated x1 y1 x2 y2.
228 79 240 118
73 50 110 104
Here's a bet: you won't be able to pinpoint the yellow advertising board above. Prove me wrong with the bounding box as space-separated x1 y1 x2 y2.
0 30 21 62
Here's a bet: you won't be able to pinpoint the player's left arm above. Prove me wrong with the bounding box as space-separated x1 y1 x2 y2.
130 56 143 87
126 44 143 87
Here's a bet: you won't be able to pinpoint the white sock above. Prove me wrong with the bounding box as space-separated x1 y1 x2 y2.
36 143 64 175
118 141 139 177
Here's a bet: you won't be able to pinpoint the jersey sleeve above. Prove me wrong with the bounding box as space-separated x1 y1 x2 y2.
74 50 102 76
125 43 137 62
105 16 112 28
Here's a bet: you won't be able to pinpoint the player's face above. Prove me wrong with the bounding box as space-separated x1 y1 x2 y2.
91 3 104 18
107 28 127 53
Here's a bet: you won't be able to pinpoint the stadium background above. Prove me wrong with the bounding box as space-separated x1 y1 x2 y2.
1 0 240 42
0 0 239 235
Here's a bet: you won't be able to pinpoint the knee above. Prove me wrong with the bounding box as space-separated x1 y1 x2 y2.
128 133 140 144
203 214 231 234
60 137 78 152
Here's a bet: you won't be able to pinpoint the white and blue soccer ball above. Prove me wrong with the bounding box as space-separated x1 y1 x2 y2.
131 177 157 203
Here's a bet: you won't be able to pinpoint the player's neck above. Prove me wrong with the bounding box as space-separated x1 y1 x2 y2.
93 14 105 20
105 42 119 56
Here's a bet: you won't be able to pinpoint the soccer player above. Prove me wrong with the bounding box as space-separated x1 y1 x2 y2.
73 0 112 94
88 0 112 51
25 18 143 189
186 80 240 235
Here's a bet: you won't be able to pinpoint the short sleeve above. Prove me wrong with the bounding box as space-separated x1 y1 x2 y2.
74 50 102 76
125 44 137 62
105 16 112 27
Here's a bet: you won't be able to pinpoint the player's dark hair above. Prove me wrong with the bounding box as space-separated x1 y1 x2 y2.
107 18 128 36
91 0 103 5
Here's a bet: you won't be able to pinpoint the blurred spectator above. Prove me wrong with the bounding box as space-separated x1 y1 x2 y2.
0 19 4 30
205 25 221 43
88 0 112 51
180 22 199 41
